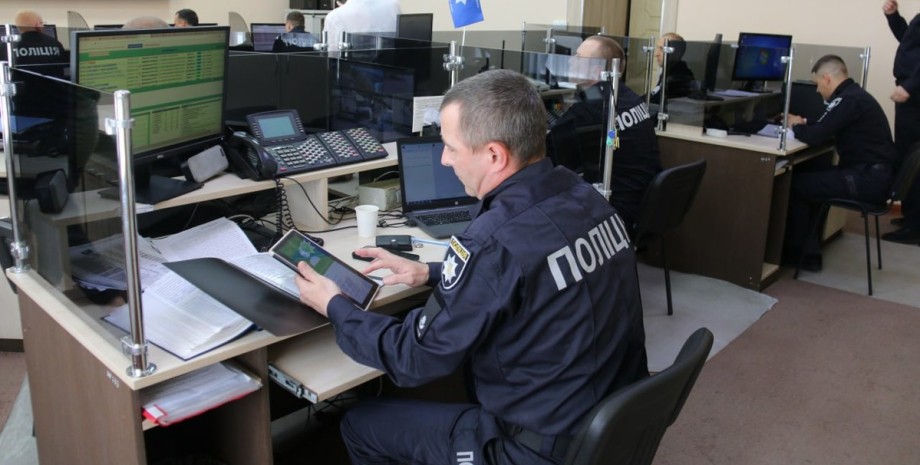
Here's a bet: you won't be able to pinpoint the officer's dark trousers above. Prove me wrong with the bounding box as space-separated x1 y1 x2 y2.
785 165 892 254
894 99 920 228
339 398 559 465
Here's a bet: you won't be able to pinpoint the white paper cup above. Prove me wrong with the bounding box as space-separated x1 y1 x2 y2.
355 204 380 238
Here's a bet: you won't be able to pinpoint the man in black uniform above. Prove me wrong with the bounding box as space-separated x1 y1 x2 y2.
295 69 648 465
556 35 662 237
272 11 316 52
784 55 897 271
648 32 697 105
881 0 920 244
1 10 66 77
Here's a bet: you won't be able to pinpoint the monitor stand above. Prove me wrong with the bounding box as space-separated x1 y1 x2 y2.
98 175 203 205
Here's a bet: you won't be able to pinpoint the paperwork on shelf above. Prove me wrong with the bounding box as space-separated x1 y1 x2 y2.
756 123 797 141
99 218 272 360
141 361 261 426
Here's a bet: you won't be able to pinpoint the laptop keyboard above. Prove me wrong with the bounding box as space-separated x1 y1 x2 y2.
416 210 472 225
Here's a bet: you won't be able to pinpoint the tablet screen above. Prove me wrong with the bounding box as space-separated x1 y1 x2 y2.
270 230 380 310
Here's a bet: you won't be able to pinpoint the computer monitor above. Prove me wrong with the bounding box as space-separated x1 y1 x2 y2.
396 13 433 42
702 33 722 93
1 24 58 40
329 60 415 143
71 26 230 203
250 23 286 52
731 32 792 90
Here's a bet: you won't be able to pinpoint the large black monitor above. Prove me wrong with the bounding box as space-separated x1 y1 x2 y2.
1 24 58 40
689 33 724 101
71 26 230 203
250 23 285 52
329 59 415 142
396 13 433 42
731 32 792 89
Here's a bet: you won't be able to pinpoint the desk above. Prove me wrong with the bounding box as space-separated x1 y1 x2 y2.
8 220 446 465
652 124 835 290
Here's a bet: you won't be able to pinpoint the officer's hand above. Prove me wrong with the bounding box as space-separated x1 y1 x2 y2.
892 85 910 103
355 247 429 287
294 261 341 317
883 0 898 15
786 114 806 128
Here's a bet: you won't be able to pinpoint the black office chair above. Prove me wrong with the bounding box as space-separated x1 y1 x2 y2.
794 145 920 295
633 159 707 315
547 118 586 175
564 327 714 465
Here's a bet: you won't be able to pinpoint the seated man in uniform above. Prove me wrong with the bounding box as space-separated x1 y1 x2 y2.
557 35 662 237
1 10 66 77
294 69 649 465
272 11 316 52
784 54 897 271
648 32 697 105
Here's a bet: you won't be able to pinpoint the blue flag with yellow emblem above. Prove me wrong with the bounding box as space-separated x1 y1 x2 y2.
449 0 485 28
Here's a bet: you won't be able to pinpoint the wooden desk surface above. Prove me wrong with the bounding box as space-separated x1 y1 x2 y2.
6 218 446 395
658 123 809 156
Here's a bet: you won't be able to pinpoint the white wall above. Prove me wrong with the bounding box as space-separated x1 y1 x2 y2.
673 0 917 127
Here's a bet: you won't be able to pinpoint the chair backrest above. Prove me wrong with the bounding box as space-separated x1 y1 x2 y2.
547 118 585 174
633 159 707 244
891 143 920 203
564 328 714 465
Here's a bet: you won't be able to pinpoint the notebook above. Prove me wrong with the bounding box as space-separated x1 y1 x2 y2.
397 136 477 239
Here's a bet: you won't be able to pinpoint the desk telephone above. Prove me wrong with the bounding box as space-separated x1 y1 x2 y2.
225 110 388 181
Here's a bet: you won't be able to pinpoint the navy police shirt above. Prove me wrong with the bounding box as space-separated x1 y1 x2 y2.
792 78 897 168
327 158 649 435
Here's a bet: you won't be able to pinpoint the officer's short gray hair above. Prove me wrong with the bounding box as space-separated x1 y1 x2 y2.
440 69 547 164
811 54 848 79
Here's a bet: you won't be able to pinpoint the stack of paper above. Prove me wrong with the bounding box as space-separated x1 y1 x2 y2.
98 218 268 359
141 362 261 426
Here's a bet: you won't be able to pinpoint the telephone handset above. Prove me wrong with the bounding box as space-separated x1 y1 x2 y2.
225 131 278 181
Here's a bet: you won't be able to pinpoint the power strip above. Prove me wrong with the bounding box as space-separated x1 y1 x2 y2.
358 178 401 211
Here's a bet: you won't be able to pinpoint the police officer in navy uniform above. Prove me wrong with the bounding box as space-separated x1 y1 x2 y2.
881 0 920 244
295 69 649 465
560 35 662 237
784 55 896 271
1 10 66 78
648 32 697 105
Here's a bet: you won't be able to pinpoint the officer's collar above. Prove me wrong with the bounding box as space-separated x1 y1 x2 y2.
830 78 856 99
474 158 554 215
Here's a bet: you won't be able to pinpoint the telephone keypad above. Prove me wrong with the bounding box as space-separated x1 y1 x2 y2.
317 131 364 164
342 127 388 160
271 136 337 174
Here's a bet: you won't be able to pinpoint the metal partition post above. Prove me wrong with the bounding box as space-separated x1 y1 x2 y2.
107 90 156 378
443 40 464 88
594 59 621 200
0 61 29 272
339 31 352 54
860 46 871 88
642 37 655 106
779 48 795 151
2 24 20 68
313 30 329 52
543 28 555 55
655 39 673 131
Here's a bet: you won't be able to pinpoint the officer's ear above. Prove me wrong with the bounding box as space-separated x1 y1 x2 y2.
484 141 513 171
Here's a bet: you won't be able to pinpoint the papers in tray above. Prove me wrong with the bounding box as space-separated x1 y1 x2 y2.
141 361 261 426
97 218 267 359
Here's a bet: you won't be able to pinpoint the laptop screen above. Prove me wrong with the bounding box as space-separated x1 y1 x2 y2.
398 137 475 211
251 23 285 52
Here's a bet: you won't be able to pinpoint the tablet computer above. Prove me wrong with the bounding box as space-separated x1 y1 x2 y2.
270 230 381 310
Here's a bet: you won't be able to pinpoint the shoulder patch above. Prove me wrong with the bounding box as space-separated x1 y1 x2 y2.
826 97 842 111
441 236 470 290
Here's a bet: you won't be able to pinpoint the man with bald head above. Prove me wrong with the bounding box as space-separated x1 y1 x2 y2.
648 32 696 104
556 34 661 236
123 16 169 29
783 54 897 270
1 10 66 74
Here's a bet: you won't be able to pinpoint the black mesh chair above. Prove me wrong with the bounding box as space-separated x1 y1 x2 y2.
794 145 920 295
564 327 714 465
633 159 707 315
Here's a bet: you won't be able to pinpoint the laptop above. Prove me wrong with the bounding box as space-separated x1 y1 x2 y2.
397 136 478 239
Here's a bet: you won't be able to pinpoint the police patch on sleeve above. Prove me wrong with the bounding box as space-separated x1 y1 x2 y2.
441 236 470 290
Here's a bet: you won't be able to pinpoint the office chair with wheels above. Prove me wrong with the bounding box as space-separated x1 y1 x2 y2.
564 327 714 465
794 145 920 295
633 159 707 315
